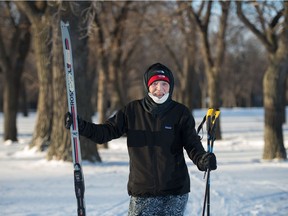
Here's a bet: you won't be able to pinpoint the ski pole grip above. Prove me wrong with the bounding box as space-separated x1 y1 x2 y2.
206 108 214 137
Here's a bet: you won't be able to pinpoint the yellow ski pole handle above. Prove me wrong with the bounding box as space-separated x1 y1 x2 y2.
206 108 214 118
211 109 221 125
206 108 221 125
206 108 214 132
197 108 221 136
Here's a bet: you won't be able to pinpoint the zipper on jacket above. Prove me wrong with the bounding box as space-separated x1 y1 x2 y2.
151 115 160 194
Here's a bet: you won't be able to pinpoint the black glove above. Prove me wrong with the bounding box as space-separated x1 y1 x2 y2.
64 112 86 132
197 152 217 171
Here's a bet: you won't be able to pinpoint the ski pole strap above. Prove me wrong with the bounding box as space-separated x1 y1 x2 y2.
208 108 220 140
197 108 221 138
197 115 207 135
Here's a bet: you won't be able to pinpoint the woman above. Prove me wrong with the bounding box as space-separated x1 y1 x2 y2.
65 62 217 215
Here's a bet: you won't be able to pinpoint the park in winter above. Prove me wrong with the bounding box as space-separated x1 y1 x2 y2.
1 1 288 216
1 108 288 215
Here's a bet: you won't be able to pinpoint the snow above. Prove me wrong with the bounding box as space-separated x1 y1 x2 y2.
0 107 288 216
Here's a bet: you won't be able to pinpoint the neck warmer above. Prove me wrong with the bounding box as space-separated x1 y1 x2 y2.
148 93 169 104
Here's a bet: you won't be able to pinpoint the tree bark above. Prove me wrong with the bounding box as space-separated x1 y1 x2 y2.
0 11 31 141
30 23 53 150
263 60 287 159
263 34 288 159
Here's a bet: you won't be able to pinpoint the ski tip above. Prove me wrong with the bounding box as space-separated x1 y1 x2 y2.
60 20 69 27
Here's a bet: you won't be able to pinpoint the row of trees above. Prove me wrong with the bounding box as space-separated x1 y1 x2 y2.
0 1 287 162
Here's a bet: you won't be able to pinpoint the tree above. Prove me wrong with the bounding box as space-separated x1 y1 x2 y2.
190 0 231 139
47 1 101 162
16 1 101 161
176 2 201 110
143 2 200 110
92 1 143 148
0 2 31 141
93 1 136 112
15 1 53 150
236 1 287 160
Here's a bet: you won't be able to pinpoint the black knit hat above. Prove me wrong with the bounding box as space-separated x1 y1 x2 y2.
143 63 174 95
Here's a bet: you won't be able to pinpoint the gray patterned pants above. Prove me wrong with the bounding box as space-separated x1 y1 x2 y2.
128 193 188 216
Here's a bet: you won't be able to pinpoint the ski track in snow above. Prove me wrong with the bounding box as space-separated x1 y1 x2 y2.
0 108 288 216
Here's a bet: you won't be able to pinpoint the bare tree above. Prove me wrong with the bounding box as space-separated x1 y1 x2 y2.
236 1 287 160
190 1 231 139
0 2 31 141
15 1 53 150
141 2 200 110
91 1 143 148
176 2 202 109
96 1 135 111
92 2 112 149
16 1 101 161
47 1 101 162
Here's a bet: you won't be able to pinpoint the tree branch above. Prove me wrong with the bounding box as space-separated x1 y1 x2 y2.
236 1 277 53
215 1 230 68
14 1 40 25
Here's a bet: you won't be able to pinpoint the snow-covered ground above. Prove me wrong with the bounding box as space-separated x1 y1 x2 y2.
0 107 288 216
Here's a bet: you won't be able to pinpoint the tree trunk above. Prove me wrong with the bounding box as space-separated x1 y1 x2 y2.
263 2 288 160
94 10 110 148
3 65 18 141
0 15 31 141
207 68 222 139
97 65 108 149
263 55 287 160
46 6 72 161
19 81 28 117
2 53 17 140
47 2 101 162
177 56 196 110
29 23 53 151
14 2 54 151
109 63 125 111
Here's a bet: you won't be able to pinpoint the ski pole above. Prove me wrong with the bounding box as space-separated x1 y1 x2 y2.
201 108 220 216
202 108 213 216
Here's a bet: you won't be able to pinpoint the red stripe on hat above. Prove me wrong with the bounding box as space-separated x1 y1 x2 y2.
148 74 170 87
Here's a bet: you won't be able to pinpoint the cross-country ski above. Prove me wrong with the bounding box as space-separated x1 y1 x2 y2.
60 21 86 216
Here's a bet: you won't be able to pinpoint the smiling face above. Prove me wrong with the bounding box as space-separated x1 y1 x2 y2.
148 80 170 99
144 63 175 100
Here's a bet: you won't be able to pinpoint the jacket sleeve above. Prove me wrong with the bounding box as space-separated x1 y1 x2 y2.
180 108 206 169
79 109 127 144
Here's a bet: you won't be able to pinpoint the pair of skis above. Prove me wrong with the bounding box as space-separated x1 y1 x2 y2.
197 108 220 216
60 21 86 216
